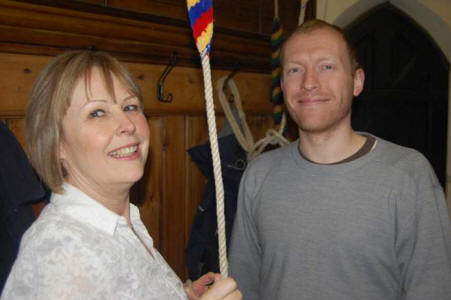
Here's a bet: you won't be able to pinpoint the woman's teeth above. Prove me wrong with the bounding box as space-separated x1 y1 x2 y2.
109 145 138 157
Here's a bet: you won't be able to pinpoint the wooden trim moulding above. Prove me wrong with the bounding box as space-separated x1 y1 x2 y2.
0 0 272 72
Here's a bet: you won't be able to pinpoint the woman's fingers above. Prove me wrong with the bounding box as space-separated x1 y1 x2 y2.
199 277 242 300
187 272 217 298
195 272 217 287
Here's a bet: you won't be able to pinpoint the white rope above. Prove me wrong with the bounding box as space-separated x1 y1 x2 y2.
298 0 309 25
201 55 228 277
216 76 254 153
248 113 289 160
216 76 290 162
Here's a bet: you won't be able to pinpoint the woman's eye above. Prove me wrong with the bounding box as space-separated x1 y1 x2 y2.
89 109 105 118
124 104 140 112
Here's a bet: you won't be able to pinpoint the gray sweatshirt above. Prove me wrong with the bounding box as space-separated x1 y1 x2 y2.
229 135 451 300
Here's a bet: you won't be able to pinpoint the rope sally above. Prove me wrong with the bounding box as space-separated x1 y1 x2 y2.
186 0 228 277
271 0 284 127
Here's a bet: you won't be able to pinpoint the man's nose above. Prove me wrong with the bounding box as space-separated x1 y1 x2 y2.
302 69 319 91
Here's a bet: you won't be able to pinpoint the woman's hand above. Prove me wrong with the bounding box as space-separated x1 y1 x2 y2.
185 272 216 299
184 273 242 300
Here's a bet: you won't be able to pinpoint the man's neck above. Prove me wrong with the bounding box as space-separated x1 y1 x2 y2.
298 126 366 164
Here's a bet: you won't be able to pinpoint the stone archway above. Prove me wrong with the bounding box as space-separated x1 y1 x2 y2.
344 3 449 187
332 1 451 201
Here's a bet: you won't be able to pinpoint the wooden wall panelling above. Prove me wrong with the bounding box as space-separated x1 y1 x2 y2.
0 54 47 117
0 53 273 117
124 63 276 114
160 115 187 278
132 117 166 250
184 115 209 278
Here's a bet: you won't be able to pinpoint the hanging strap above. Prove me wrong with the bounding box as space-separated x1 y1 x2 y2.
299 0 310 25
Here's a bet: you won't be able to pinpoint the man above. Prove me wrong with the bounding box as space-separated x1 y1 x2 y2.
229 19 451 300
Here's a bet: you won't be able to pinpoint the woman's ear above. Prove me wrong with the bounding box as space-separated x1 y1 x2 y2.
59 140 66 160
59 141 69 177
353 68 365 97
59 137 71 166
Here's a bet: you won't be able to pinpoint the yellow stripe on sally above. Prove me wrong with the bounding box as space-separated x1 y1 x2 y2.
187 0 201 10
196 23 213 53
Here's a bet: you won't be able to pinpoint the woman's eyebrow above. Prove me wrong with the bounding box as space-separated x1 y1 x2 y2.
121 95 137 102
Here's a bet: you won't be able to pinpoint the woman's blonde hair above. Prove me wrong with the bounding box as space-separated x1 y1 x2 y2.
25 50 143 193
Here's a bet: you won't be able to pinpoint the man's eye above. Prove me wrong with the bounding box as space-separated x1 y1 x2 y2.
323 64 333 70
285 68 299 76
89 109 105 118
124 104 140 112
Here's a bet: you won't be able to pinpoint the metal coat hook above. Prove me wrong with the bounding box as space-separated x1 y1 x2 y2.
157 53 178 103
222 67 239 93
222 66 239 103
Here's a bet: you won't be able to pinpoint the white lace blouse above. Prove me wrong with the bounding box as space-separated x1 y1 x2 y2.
1 183 187 300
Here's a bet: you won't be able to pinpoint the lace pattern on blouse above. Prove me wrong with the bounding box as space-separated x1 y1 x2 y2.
1 183 187 300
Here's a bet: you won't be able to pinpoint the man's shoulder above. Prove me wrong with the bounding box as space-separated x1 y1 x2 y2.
374 137 430 168
371 136 438 185
248 141 294 170
252 141 298 164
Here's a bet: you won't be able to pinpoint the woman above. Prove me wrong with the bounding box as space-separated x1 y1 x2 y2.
1 50 241 300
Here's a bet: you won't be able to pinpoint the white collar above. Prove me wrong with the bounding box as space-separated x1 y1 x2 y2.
50 183 141 236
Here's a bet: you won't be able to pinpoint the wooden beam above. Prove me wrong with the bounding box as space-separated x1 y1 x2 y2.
0 1 272 72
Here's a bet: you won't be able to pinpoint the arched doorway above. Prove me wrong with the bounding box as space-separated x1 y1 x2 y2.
346 3 449 186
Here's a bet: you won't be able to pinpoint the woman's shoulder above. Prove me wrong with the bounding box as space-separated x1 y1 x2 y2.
19 203 98 257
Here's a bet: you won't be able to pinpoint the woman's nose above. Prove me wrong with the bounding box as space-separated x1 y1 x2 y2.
115 112 136 135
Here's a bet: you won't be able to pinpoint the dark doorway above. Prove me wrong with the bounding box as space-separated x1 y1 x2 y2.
346 3 449 187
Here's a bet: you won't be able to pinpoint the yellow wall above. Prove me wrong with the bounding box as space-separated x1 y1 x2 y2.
316 0 451 214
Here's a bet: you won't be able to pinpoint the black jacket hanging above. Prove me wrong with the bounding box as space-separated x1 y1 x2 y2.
186 134 247 280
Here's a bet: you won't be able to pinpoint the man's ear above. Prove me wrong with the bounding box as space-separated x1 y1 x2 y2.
353 68 365 97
